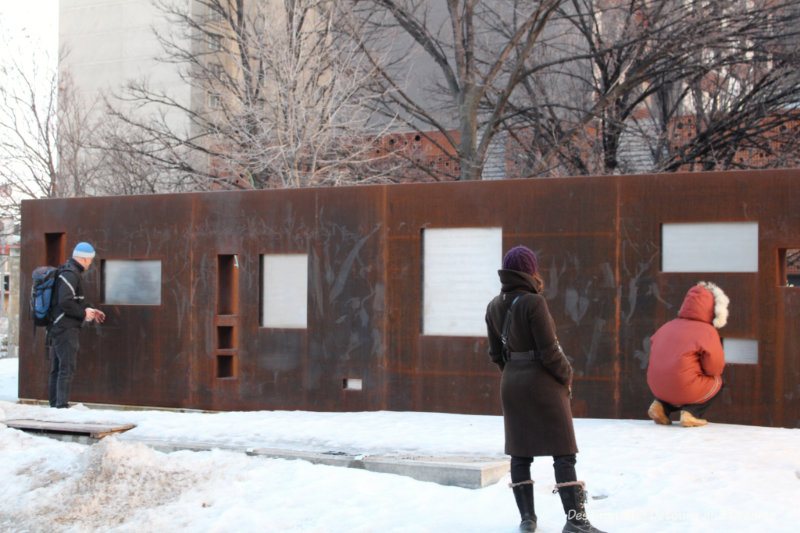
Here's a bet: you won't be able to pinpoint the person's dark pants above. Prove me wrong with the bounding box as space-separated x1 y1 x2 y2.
48 328 80 408
511 454 577 485
658 382 724 419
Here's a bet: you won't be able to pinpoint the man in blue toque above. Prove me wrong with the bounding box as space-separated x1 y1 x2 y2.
48 242 106 408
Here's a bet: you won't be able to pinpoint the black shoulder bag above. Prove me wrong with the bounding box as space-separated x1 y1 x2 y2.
500 295 521 363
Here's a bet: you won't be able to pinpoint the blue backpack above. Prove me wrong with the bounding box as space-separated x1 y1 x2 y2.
31 265 61 327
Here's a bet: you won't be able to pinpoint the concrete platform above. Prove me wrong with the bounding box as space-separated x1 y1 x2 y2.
4 413 510 489
126 438 509 489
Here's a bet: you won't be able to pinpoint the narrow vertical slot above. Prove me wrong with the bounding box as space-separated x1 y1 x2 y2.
779 248 800 286
217 254 239 315
45 233 65 267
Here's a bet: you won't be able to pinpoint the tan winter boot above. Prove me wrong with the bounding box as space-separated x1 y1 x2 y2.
647 400 671 425
680 410 708 427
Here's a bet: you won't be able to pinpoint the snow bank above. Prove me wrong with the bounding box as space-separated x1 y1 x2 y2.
0 359 798 532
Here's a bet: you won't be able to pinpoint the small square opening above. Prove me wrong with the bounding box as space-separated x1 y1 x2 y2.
217 326 235 349
217 355 235 378
343 378 363 391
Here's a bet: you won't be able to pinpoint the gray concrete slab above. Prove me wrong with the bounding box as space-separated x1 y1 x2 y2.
5 412 510 489
126 439 509 489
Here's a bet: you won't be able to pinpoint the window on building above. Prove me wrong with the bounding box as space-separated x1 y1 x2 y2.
103 260 162 305
422 227 502 336
207 5 223 23
207 92 222 110
208 35 223 52
261 254 308 328
209 63 224 80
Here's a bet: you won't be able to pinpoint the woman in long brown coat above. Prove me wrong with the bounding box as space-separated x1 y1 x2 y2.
486 245 605 533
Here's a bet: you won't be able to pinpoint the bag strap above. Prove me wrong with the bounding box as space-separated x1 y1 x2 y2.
501 295 521 362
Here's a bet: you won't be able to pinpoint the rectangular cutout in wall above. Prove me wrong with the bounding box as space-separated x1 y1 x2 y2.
218 255 239 315
103 260 162 305
261 254 308 328
216 355 235 378
661 222 758 272
778 248 800 287
217 326 235 350
723 338 758 365
422 227 502 336
343 378 363 390
45 233 65 267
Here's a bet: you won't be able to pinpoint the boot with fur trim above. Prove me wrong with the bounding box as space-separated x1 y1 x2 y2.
555 482 606 533
511 482 537 531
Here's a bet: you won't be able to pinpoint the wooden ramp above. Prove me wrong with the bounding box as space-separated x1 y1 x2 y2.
5 419 136 440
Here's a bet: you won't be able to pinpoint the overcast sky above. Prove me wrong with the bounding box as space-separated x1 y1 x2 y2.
0 1 58 61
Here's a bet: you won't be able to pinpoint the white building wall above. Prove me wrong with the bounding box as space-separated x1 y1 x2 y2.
59 0 193 131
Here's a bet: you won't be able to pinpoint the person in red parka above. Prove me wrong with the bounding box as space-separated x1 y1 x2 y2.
647 281 729 427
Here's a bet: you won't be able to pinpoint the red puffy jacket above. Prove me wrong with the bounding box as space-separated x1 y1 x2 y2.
647 285 725 406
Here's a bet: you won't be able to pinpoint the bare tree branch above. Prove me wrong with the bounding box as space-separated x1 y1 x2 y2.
342 0 564 181
102 0 401 190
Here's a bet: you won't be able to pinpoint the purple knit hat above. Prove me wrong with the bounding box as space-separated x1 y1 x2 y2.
503 245 538 275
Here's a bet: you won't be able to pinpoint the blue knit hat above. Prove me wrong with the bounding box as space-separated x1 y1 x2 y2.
73 242 96 259
503 245 538 275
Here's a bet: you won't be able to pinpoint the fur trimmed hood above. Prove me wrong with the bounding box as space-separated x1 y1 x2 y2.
678 281 729 329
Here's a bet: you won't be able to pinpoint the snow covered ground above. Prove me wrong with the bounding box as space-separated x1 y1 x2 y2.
0 355 798 532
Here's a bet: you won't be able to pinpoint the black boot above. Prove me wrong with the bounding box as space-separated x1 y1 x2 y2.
555 482 606 533
511 483 537 532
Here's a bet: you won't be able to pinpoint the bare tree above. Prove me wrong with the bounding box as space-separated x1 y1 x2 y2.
505 0 800 177
0 41 100 222
90 118 197 196
646 0 800 172
105 0 396 190
0 48 59 217
54 71 113 198
341 0 565 181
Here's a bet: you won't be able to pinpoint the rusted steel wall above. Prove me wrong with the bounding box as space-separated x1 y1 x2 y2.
18 170 800 427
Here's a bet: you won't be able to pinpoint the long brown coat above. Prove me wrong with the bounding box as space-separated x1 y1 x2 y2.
485 269 578 458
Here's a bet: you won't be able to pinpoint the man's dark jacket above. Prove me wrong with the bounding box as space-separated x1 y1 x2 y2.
48 258 90 335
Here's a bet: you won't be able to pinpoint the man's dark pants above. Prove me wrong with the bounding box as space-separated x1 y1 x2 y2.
48 328 80 408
